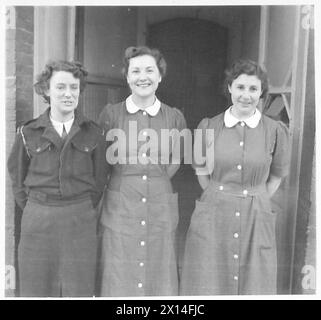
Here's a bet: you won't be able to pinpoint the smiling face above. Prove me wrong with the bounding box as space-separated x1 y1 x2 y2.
228 74 262 119
126 54 162 103
47 71 80 121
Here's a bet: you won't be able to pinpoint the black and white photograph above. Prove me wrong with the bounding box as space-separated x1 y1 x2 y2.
2 0 318 301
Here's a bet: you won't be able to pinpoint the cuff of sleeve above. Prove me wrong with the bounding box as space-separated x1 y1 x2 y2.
270 165 289 178
15 191 28 210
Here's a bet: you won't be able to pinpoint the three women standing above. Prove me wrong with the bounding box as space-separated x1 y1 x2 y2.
180 59 290 295
8 53 290 297
97 46 187 296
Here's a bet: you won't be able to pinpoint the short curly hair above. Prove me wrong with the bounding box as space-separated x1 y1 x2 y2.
122 46 167 78
224 59 269 99
34 60 88 103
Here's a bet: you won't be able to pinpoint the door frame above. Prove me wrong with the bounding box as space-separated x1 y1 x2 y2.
259 5 312 293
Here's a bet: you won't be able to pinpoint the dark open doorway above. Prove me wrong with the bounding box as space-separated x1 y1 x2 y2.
147 18 228 270
147 17 228 129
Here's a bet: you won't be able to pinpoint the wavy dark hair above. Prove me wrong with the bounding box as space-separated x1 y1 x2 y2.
122 46 167 78
34 60 88 103
224 59 269 99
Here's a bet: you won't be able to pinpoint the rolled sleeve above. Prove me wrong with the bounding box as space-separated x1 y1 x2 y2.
171 108 188 164
270 121 290 177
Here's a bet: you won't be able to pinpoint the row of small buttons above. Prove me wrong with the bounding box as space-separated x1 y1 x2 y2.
140 191 147 245
238 126 244 221
139 110 148 291
141 174 148 204
138 230 145 289
139 221 146 288
234 206 241 282
139 173 148 290
230 122 244 285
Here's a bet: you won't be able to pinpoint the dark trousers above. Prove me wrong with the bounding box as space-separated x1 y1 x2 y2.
18 198 98 297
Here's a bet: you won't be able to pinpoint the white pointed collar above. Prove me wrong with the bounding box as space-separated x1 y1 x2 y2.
224 106 261 128
126 95 161 117
49 113 74 136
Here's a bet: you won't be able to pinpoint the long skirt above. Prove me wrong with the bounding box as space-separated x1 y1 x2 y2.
180 182 277 295
18 197 98 297
97 175 179 297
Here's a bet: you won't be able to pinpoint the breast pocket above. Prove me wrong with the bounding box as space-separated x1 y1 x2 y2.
71 140 97 175
28 141 53 173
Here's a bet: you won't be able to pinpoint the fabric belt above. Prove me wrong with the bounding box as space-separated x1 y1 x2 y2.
208 181 267 198
28 190 92 206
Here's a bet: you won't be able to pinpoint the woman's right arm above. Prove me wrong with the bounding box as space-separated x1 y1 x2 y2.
197 174 210 190
193 118 212 190
7 129 30 210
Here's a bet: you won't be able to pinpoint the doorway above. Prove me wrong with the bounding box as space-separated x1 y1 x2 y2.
147 17 228 129
147 18 228 270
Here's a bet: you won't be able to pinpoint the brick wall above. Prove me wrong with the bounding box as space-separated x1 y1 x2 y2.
6 7 17 297
5 6 34 297
15 7 34 126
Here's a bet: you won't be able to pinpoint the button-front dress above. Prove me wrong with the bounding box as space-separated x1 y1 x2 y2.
97 98 186 296
180 108 289 295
